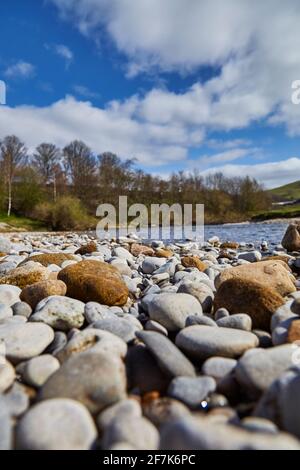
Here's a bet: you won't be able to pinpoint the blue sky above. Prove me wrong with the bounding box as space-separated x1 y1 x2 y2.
1 0 300 187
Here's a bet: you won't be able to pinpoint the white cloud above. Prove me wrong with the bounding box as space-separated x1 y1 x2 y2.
196 148 254 167
0 96 200 166
49 0 300 134
45 43 74 68
72 85 101 99
4 61 35 79
200 158 300 189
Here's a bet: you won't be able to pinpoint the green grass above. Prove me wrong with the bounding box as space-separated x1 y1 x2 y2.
252 204 300 221
0 212 47 231
269 180 300 201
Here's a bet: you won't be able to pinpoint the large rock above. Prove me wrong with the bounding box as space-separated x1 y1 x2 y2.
31 296 85 331
176 325 258 360
136 331 196 378
160 415 300 450
214 278 285 330
20 280 67 309
255 368 300 439
16 399 97 450
282 223 300 252
39 350 127 413
0 262 50 289
235 345 295 399
147 293 202 331
23 253 77 267
0 321 54 363
215 260 296 297
58 260 129 306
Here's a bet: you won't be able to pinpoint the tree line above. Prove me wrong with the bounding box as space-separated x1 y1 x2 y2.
0 135 271 229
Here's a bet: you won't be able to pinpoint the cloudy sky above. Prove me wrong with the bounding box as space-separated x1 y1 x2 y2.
1 0 300 188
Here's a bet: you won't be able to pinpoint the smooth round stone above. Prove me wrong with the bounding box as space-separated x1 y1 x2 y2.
0 360 15 392
22 355 60 387
112 246 133 261
0 285 21 306
216 314 252 331
84 302 112 323
1 382 30 417
214 308 230 320
0 303 13 321
142 257 167 274
136 331 196 378
102 416 159 450
16 399 97 450
145 320 168 336
92 316 138 343
97 398 141 430
176 325 258 360
151 272 170 284
185 315 217 327
142 397 190 427
0 237 11 254
160 416 300 450
177 281 214 312
291 298 300 315
39 350 127 414
152 259 179 277
238 251 262 262
280 373 300 438
235 344 295 398
0 261 16 276
147 293 202 331
57 328 127 363
241 417 278 434
201 357 237 382
45 331 67 356
252 329 272 348
0 398 12 450
12 302 32 318
271 300 295 331
126 344 169 394
0 322 54 363
31 296 85 331
168 376 216 408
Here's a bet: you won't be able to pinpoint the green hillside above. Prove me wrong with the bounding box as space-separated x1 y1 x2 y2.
269 180 300 201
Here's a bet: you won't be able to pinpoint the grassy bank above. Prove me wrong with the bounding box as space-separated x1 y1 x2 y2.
0 212 47 232
252 204 300 221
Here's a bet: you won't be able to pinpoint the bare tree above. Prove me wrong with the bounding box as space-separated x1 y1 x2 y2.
33 143 61 201
63 141 97 201
0 135 27 216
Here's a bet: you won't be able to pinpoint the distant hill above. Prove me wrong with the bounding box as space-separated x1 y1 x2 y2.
269 180 300 201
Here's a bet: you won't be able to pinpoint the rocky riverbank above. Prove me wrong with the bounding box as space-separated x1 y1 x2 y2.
1 226 300 450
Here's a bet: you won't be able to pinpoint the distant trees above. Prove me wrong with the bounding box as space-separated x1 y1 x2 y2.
63 140 97 203
0 134 272 226
0 135 27 216
33 143 61 202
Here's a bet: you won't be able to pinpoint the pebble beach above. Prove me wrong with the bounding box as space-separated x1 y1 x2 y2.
1 223 300 450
